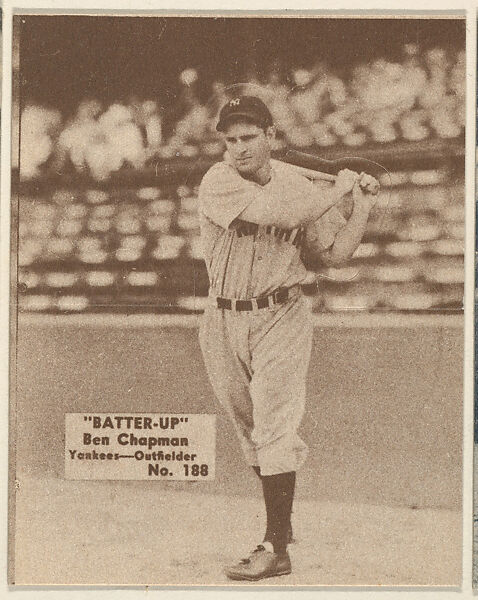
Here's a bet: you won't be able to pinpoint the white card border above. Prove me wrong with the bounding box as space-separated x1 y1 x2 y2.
0 2 474 598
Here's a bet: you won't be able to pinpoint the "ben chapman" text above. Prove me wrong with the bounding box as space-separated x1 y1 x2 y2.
82 432 189 450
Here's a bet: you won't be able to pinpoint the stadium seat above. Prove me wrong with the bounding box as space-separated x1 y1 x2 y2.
16 47 465 315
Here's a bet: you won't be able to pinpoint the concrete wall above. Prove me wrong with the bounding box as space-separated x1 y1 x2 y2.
14 318 463 509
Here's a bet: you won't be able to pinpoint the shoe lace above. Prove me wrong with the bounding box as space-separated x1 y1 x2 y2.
239 544 266 564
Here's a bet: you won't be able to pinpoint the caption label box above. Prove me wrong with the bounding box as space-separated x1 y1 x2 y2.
65 413 216 480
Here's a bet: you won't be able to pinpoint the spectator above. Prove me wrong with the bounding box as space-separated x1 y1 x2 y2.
19 44 465 180
56 99 103 174
20 104 61 178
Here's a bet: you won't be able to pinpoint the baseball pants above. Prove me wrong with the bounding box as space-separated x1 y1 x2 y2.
199 294 313 476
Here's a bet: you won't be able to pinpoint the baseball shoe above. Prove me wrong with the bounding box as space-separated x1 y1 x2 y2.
224 544 292 581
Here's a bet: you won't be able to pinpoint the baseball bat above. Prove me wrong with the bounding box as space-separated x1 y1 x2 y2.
285 163 336 183
281 161 380 196
280 149 380 195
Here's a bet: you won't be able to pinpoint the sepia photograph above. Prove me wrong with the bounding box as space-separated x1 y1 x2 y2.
9 14 465 586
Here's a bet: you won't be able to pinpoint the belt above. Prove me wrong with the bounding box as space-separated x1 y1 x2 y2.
215 285 300 312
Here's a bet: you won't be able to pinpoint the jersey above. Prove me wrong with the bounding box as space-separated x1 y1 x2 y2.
198 158 346 300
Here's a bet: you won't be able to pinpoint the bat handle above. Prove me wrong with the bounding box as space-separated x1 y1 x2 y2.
290 164 337 182
288 162 379 195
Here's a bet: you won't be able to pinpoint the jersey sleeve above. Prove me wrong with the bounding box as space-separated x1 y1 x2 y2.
198 162 259 230
307 206 348 252
293 172 347 251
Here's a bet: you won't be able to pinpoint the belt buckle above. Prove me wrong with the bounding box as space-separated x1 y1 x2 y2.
273 288 286 305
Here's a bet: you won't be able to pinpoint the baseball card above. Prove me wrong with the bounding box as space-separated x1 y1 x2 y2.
3 7 470 591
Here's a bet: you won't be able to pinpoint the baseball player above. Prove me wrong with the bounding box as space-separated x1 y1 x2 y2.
198 95 378 581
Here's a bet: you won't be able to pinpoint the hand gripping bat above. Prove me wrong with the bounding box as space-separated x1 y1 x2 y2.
281 149 381 195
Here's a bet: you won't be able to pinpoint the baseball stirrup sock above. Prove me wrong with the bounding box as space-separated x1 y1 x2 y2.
261 471 296 555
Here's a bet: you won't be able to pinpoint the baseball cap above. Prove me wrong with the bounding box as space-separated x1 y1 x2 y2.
216 96 273 132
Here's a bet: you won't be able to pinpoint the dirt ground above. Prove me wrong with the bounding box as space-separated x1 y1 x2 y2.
13 474 461 586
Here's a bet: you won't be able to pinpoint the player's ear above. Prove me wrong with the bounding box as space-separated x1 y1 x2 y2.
265 125 276 141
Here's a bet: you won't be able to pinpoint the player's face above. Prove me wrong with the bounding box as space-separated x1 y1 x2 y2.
223 121 273 177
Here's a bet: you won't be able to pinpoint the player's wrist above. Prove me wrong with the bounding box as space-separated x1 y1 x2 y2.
332 187 349 203
351 199 372 217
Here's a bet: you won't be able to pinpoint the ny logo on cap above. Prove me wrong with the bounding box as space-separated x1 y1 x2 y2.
229 98 241 106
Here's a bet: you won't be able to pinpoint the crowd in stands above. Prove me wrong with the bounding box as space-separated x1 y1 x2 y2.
20 44 465 181
16 43 464 314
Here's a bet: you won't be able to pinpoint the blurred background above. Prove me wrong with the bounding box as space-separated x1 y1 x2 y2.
14 16 465 315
